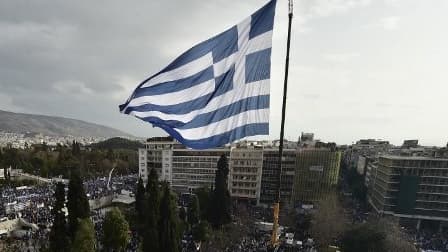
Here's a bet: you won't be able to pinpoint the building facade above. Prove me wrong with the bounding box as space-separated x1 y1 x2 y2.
171 149 229 193
369 155 448 222
259 149 297 205
138 137 177 184
292 149 341 204
229 147 263 204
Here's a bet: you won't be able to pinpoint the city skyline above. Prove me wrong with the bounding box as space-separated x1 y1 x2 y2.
1 0 447 146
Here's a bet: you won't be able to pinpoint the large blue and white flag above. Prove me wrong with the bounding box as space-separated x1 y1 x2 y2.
119 0 276 149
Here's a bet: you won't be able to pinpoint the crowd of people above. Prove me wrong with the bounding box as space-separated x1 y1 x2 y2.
412 229 448 252
0 174 139 251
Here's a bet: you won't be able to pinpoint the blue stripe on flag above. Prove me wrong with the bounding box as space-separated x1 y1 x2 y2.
250 0 276 39
157 122 269 149
125 93 212 115
245 48 271 83
179 95 269 129
138 95 270 129
134 66 214 97
211 26 238 63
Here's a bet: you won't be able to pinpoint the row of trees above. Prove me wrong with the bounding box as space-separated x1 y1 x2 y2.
134 155 233 252
48 171 130 252
0 140 137 179
135 168 182 252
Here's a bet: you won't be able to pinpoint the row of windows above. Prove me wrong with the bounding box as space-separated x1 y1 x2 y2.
232 160 262 166
231 189 257 196
384 159 448 169
232 167 260 174
172 168 215 174
172 157 220 162
231 152 262 158
173 174 215 180
232 175 257 181
232 182 257 188
172 162 217 168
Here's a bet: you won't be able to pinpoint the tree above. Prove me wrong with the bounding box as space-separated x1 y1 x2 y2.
71 141 81 156
49 182 70 252
135 177 146 233
341 223 386 252
192 221 210 243
67 171 90 238
208 155 231 228
71 218 96 252
159 182 180 252
194 186 211 220
311 193 348 250
142 168 161 252
102 207 130 252
187 195 200 229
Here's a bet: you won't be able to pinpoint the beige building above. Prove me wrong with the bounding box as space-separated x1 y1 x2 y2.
229 147 263 204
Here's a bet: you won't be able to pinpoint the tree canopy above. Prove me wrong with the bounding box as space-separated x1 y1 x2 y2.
71 218 96 252
102 207 130 252
49 182 70 252
67 171 90 238
208 155 231 228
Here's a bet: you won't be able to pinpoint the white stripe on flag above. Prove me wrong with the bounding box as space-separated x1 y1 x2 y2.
141 52 213 88
175 108 269 140
128 79 215 107
246 31 273 55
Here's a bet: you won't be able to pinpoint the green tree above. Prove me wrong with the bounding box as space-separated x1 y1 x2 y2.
187 195 200 229
341 223 386 252
192 221 210 243
208 155 231 228
72 141 81 156
159 183 180 252
49 182 70 252
135 177 146 234
67 171 90 238
71 218 96 252
194 186 210 219
142 168 161 252
102 208 130 252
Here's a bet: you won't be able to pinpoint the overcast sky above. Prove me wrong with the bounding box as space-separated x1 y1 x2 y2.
1 0 447 146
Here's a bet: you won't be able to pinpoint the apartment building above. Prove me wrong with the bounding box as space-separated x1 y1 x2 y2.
138 137 178 184
229 147 263 204
369 155 448 223
171 148 230 193
259 148 297 205
292 149 341 204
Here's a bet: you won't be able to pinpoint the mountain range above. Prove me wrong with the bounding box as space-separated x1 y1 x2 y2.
0 109 132 138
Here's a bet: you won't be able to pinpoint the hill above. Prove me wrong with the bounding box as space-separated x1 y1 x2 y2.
91 137 144 150
0 109 132 138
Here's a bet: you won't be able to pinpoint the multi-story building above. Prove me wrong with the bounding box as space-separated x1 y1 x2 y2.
292 149 341 204
138 137 177 184
229 147 263 204
139 137 230 193
369 155 448 226
259 148 297 205
171 148 229 193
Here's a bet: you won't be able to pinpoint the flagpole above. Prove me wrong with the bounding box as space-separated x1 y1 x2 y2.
271 0 293 248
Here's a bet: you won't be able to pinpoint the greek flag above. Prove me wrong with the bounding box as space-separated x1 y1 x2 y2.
119 0 276 149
